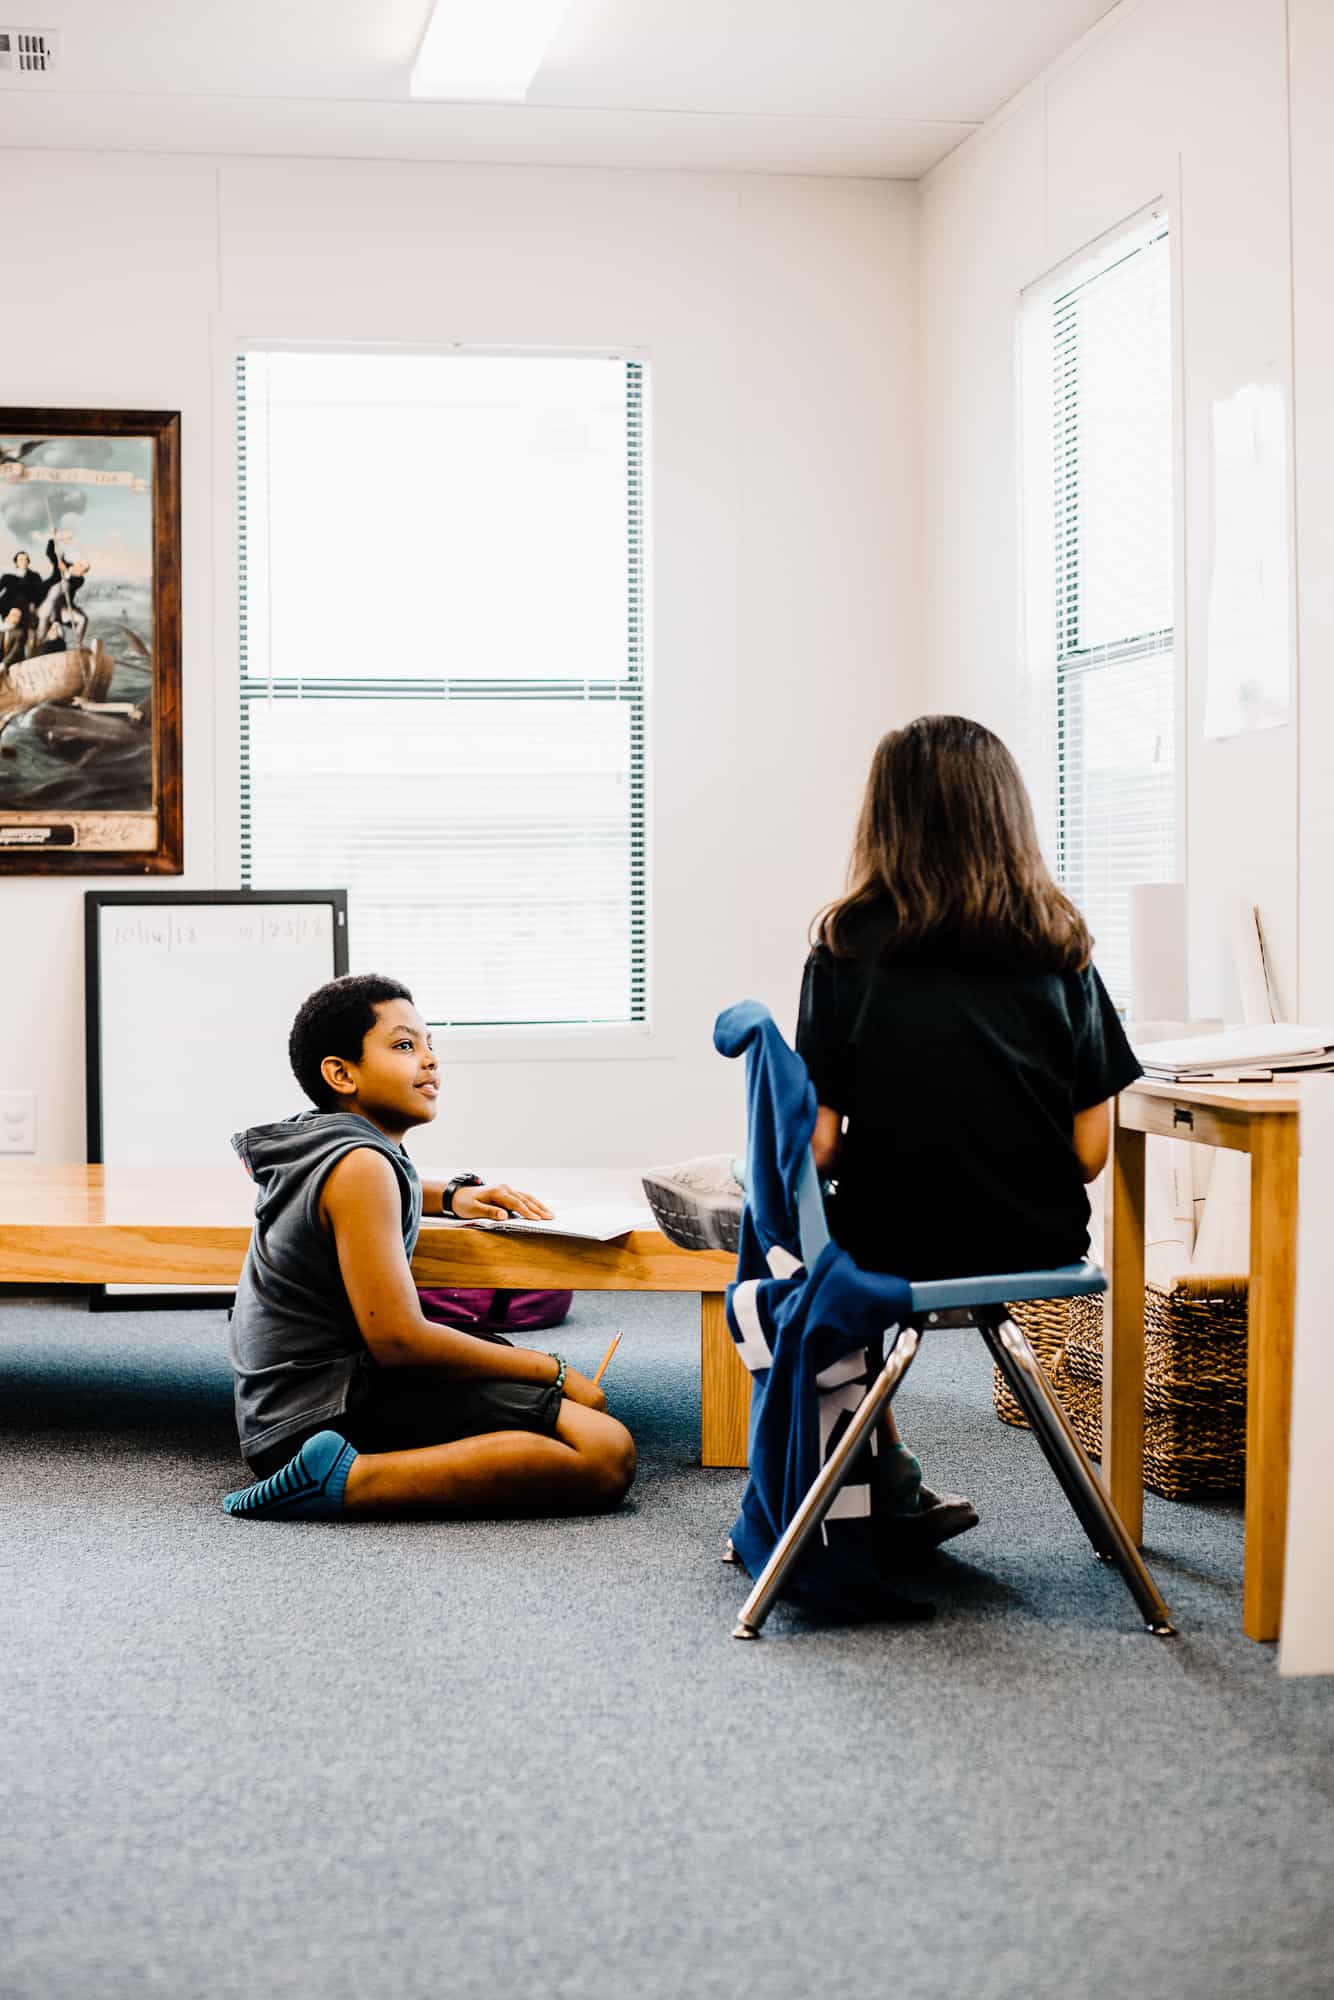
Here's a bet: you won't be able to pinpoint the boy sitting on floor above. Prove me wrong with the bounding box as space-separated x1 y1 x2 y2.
223 973 635 1520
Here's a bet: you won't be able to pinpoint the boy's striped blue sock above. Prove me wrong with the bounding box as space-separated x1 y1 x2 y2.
223 1431 357 1520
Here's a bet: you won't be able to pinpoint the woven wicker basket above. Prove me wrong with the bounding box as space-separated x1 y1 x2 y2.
992 1275 1248 1500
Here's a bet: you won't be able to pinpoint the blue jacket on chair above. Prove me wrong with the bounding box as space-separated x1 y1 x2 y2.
714 1000 912 1610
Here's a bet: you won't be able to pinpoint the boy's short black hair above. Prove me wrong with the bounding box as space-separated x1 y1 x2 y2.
289 973 415 1110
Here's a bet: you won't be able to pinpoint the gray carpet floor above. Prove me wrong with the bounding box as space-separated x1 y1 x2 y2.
2 1291 1332 2000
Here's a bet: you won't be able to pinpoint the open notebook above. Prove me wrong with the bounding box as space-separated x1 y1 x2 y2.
424 1203 650 1243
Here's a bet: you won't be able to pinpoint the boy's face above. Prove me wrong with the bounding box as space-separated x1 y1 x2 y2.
322 999 439 1133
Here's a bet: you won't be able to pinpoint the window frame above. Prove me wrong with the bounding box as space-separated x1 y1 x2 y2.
230 337 659 1062
1017 204 1187 1011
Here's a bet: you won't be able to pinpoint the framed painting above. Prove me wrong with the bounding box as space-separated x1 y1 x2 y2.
0 408 181 872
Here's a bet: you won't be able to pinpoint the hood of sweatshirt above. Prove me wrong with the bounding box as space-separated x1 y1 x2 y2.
232 1108 408 1187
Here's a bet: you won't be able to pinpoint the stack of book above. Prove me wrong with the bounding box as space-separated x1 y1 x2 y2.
1134 1025 1334 1083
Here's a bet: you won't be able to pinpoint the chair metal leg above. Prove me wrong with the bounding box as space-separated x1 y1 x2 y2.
986 1315 1176 1637
732 1324 921 1640
979 1317 1119 1562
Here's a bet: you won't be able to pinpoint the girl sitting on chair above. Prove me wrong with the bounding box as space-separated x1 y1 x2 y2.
798 713 1142 1550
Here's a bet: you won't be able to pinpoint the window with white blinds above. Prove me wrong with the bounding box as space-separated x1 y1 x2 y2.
1023 216 1177 1006
237 349 646 1029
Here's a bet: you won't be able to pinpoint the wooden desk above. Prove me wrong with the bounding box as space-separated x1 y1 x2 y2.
1107 1077 1300 1641
0 1164 748 1469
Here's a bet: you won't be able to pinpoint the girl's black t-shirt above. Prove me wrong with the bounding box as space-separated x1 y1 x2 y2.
796 914 1142 1281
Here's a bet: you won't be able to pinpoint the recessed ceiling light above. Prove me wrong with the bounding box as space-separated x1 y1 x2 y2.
410 0 572 103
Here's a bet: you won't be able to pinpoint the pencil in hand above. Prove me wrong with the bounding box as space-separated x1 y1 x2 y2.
592 1330 623 1387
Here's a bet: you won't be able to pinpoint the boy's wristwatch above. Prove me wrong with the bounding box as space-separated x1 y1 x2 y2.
442 1173 484 1216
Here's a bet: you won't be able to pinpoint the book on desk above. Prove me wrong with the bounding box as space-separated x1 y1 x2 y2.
1135 1024 1334 1084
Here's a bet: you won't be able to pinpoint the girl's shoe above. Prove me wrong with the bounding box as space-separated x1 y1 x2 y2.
880 1442 979 1551
641 1155 744 1252
892 1485 980 1548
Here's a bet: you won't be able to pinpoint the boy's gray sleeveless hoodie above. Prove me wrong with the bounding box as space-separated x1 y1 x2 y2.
229 1110 422 1462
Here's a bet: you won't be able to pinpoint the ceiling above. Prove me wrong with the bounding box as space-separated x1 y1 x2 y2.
0 0 1118 178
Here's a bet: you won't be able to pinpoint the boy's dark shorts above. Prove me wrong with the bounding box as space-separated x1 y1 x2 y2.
244 1334 563 1480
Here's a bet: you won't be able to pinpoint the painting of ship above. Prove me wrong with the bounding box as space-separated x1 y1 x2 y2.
0 408 180 871
0 636 115 738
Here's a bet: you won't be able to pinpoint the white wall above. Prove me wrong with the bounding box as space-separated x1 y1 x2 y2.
1 152 919 1171
1290 0 1334 1018
919 0 1301 1021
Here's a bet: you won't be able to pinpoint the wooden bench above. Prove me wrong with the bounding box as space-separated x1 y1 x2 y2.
0 1164 749 1468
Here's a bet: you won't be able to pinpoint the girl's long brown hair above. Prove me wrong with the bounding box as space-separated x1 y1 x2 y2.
815 714 1092 970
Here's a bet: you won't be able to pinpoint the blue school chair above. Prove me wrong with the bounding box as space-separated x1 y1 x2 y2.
728 1147 1177 1641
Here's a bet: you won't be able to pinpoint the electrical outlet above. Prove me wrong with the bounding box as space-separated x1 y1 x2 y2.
0 1091 36 1153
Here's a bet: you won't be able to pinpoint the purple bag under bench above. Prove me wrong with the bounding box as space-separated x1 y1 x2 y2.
417 1287 573 1334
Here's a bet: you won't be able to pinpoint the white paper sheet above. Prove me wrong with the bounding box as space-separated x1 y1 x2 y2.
425 1202 651 1243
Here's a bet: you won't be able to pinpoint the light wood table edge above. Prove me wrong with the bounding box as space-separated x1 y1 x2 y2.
0 1220 734 1291
0 1224 254 1287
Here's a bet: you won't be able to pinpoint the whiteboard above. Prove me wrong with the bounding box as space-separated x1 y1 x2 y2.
85 891 347 1301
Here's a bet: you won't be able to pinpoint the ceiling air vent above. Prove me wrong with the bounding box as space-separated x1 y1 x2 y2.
0 27 59 73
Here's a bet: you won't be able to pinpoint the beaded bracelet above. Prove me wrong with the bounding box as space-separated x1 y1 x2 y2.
548 1353 568 1395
